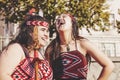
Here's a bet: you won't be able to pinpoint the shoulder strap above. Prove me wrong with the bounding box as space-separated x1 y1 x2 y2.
75 39 78 50
34 50 38 58
21 46 29 58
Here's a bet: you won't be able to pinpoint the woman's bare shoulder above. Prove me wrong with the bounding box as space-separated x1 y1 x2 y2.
0 43 24 77
2 43 24 57
9 43 22 48
78 38 89 44
78 38 93 49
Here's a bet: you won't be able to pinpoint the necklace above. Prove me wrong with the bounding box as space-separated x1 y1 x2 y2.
39 48 45 59
66 44 70 51
60 40 72 52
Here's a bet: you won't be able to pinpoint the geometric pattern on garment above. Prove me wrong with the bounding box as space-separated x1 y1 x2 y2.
39 60 53 80
77 65 88 78
11 66 30 80
11 58 53 80
11 58 33 80
61 52 83 79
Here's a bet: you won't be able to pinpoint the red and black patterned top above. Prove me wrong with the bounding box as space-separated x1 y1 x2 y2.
52 50 88 80
11 50 53 80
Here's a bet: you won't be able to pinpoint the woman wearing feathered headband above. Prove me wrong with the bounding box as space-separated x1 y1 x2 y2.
45 13 114 80
0 15 53 80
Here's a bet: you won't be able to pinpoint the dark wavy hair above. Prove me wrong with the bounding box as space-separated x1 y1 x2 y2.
7 15 49 51
45 13 91 65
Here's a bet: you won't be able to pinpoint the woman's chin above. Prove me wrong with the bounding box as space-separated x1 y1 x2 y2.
40 42 47 47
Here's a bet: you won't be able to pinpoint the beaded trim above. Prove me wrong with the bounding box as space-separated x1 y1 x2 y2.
26 21 49 27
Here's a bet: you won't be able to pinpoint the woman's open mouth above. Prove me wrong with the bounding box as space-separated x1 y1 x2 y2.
56 19 65 28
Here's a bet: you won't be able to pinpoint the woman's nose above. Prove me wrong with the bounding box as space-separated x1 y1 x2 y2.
44 31 49 36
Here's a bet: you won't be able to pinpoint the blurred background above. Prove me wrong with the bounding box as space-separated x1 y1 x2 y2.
0 0 120 80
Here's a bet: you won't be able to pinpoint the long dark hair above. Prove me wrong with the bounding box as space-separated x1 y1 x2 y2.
45 13 91 65
7 15 49 52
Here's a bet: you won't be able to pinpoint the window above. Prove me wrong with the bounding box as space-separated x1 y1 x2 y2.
101 43 116 57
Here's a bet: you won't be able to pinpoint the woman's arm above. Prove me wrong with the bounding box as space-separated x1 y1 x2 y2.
0 43 24 80
81 39 115 80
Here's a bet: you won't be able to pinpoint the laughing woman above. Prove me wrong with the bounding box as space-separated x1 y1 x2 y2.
0 15 53 80
45 13 114 80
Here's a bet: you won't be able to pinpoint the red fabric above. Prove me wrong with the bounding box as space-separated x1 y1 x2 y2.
11 58 53 80
26 21 49 27
53 50 88 79
34 50 38 58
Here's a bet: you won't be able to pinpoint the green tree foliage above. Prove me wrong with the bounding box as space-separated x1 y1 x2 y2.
0 0 110 36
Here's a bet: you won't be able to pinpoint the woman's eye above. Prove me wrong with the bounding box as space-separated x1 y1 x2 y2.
63 15 66 18
40 28 49 33
40 28 45 31
47 30 49 33
62 14 67 18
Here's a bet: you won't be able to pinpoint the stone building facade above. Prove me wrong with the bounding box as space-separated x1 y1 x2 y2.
84 35 120 80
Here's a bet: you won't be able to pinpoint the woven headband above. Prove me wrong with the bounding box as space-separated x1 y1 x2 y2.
26 21 49 27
